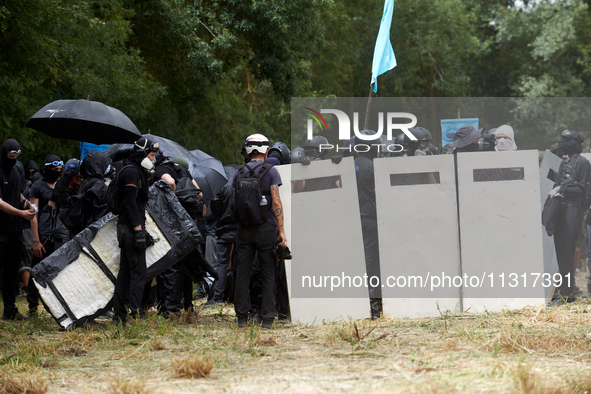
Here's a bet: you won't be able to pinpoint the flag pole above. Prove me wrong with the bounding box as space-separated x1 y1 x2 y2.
364 83 375 130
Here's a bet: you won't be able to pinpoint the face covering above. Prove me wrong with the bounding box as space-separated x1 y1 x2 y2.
43 169 61 183
495 137 516 152
558 139 582 156
1 139 20 170
140 156 155 171
457 143 480 153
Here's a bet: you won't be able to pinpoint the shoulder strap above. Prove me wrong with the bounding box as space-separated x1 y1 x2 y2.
254 163 272 179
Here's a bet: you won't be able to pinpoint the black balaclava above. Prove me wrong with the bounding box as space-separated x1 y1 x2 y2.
25 160 39 180
1 139 20 170
41 154 62 184
557 129 584 157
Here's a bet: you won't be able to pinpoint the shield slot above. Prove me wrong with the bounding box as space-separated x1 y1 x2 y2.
389 172 440 186
472 167 524 182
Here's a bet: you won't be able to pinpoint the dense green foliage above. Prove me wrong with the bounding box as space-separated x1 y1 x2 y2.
1 0 591 164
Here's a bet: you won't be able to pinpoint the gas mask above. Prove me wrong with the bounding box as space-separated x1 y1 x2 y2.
140 156 156 171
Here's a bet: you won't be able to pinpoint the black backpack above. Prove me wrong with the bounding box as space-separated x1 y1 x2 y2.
175 176 203 219
106 164 133 215
234 163 272 226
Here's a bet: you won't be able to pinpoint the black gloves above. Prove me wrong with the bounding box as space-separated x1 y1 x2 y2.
134 229 153 252
331 155 343 164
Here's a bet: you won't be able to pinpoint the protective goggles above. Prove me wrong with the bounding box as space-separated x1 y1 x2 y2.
9 150 21 155
45 160 64 167
245 140 270 147
135 139 160 152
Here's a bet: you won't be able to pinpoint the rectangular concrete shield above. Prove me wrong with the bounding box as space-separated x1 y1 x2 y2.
374 155 461 317
288 157 370 324
456 150 545 311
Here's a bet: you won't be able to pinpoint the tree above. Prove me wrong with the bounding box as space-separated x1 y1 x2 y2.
0 0 163 163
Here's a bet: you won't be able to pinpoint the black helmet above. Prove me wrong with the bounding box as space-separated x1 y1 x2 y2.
392 132 409 156
290 147 306 163
406 127 432 156
479 128 496 151
268 142 291 165
409 127 432 142
303 135 329 160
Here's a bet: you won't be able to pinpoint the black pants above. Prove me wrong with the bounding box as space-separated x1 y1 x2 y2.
212 230 236 302
554 204 583 297
234 222 277 321
0 230 22 317
157 264 183 315
113 224 147 321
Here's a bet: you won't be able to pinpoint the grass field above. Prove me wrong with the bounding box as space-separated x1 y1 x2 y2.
2 287 591 393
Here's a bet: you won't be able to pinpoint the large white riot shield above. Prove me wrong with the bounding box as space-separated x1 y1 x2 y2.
456 151 545 311
539 150 562 299
288 157 369 324
374 155 461 317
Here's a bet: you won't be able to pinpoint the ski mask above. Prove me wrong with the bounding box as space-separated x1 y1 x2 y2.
1 139 20 170
557 129 584 157
41 154 62 183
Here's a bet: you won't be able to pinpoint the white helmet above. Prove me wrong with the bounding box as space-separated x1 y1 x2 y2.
244 133 270 155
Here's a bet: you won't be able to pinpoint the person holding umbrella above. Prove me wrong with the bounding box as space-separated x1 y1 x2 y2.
112 137 159 323
0 139 37 320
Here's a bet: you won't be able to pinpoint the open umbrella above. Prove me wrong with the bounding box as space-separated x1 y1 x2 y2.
25 99 141 144
189 149 214 162
104 134 228 201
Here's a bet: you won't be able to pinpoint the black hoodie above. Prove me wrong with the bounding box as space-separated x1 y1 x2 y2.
0 139 23 231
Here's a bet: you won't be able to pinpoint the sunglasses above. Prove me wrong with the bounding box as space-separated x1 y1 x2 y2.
45 160 64 167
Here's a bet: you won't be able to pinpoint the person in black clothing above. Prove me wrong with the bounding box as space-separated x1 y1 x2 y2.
548 130 591 306
233 134 287 329
79 150 113 229
28 155 64 317
354 130 383 319
0 139 37 320
112 137 159 323
153 155 204 317
205 178 237 307
24 160 40 184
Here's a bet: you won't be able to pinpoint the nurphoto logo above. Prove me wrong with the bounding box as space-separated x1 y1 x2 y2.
303 107 418 154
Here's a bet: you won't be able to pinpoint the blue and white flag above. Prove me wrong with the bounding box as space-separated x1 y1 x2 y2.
370 0 397 93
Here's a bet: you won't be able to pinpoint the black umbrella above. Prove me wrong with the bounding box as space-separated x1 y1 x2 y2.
25 99 142 144
105 134 228 201
189 149 214 162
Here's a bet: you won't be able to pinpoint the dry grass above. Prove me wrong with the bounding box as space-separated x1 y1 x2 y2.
0 369 49 394
5 282 591 392
108 376 153 394
253 335 277 347
171 355 214 379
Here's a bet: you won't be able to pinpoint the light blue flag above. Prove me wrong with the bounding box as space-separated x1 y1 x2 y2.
371 0 397 93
